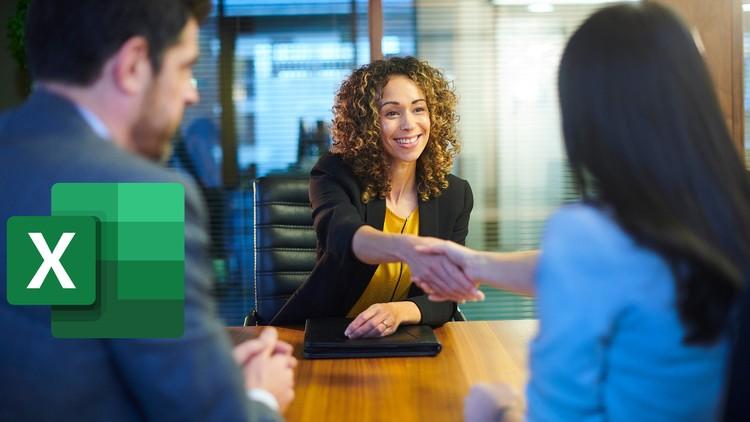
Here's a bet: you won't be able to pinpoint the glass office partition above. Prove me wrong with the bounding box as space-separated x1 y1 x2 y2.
415 0 629 319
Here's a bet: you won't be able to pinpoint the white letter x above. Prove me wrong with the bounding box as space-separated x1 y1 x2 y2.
26 233 77 289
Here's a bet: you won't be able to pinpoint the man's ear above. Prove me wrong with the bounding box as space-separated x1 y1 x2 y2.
110 36 152 95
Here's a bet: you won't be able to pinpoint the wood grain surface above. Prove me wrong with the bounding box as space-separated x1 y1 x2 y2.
228 320 538 422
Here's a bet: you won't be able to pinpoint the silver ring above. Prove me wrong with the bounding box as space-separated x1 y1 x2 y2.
381 321 390 328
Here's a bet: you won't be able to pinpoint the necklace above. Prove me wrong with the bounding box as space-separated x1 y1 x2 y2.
388 212 410 302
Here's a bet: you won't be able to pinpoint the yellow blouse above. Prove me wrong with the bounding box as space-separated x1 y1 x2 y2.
347 207 420 317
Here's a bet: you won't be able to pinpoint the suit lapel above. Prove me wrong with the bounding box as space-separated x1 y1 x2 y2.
365 195 440 236
340 197 384 313
419 196 439 237
365 195 439 235
365 198 386 230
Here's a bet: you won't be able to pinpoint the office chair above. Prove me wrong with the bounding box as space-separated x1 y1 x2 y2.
244 176 317 325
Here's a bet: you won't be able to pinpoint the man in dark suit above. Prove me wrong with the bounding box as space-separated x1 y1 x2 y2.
0 1 294 420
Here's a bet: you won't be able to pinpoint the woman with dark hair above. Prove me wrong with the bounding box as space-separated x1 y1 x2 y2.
418 3 750 420
271 56 480 337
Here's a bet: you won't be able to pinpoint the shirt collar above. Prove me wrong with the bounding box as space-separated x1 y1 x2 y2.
75 104 111 141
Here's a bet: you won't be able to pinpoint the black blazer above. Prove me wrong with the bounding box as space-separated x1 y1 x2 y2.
271 152 473 326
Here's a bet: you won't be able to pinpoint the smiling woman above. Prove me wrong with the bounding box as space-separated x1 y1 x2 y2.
330 56 459 204
378 75 431 182
270 56 481 337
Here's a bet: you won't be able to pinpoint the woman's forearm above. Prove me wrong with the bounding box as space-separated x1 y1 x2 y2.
393 301 421 324
472 250 539 297
351 225 417 265
353 227 493 302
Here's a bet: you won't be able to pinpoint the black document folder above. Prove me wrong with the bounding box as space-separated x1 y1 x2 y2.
303 317 442 359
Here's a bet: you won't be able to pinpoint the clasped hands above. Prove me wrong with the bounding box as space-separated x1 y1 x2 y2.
233 327 297 412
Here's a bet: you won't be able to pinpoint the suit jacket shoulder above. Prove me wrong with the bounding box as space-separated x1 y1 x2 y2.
313 151 355 178
0 89 278 422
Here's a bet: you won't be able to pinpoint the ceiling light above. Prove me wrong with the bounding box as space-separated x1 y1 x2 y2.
528 3 554 12
493 0 639 5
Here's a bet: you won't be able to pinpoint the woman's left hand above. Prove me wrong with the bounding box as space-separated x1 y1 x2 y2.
345 302 413 338
464 383 524 422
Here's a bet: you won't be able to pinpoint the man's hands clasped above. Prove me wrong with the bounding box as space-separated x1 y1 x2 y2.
233 327 297 412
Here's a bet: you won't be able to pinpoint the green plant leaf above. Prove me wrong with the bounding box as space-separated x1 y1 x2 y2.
7 0 30 70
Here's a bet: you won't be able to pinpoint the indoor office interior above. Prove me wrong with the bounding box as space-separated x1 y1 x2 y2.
2 0 745 326
2 0 748 420
0 1 745 317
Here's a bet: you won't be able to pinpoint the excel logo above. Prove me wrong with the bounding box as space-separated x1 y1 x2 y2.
6 183 185 339
7 216 97 305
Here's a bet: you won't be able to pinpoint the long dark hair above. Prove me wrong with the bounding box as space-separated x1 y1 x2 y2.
558 3 750 344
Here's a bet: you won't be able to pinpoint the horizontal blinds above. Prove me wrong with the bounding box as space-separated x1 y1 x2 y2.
415 0 617 320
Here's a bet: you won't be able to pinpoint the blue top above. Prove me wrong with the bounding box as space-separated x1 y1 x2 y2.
526 204 729 422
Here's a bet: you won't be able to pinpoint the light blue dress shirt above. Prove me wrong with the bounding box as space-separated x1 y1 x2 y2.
526 203 729 422
75 104 111 140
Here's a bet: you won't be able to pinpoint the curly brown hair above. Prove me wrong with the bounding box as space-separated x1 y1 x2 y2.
330 56 459 203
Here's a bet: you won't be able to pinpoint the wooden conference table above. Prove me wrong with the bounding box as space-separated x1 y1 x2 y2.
228 320 538 422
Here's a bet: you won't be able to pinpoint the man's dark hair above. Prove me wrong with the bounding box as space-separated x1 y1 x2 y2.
558 3 750 344
26 0 211 85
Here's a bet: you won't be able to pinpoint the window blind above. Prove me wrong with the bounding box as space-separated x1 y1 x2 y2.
414 0 623 320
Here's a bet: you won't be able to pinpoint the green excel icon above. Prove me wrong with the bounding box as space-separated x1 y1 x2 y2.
50 183 185 338
6 216 97 306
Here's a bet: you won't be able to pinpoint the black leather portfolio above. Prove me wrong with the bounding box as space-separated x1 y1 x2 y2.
303 317 442 359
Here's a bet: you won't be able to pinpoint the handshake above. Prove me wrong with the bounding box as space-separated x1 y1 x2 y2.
404 237 488 303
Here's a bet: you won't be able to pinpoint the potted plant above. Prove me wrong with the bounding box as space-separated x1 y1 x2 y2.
7 0 31 98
